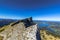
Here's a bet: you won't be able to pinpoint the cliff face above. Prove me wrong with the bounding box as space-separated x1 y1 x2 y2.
0 17 40 40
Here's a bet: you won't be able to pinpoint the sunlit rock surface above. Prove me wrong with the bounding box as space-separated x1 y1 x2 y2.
0 17 40 40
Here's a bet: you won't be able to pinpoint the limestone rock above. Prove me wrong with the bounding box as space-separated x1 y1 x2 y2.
0 17 39 40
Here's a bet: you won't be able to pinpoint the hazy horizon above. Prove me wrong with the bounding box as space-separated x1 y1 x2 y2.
0 17 60 22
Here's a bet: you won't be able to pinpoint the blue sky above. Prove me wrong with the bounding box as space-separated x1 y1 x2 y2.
0 0 60 21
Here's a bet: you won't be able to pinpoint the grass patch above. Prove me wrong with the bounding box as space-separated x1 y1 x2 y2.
0 25 9 33
45 30 60 38
0 36 4 40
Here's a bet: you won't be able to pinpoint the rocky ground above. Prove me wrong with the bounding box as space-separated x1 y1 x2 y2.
0 17 41 40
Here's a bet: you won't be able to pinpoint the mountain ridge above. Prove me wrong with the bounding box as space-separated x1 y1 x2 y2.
0 17 41 40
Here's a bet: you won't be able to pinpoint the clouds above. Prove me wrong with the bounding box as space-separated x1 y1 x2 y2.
33 14 60 21
0 15 23 19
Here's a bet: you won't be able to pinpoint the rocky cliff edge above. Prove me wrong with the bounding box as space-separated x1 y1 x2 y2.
0 17 41 40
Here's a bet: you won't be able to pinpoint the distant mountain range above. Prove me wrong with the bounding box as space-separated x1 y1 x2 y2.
0 18 60 28
0 18 17 27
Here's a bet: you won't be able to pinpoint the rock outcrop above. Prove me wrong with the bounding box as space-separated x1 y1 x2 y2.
0 17 40 40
